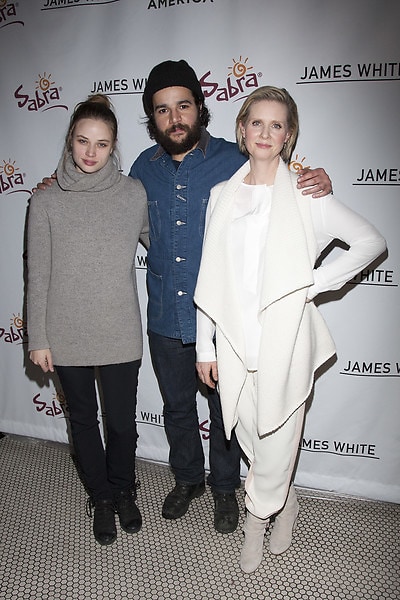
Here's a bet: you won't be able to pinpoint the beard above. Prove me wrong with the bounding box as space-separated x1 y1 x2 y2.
154 117 202 157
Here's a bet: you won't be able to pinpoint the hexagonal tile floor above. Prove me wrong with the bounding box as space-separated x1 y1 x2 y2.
0 434 398 600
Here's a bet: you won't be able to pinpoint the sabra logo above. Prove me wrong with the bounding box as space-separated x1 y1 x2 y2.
14 72 68 113
0 1 23 28
33 390 67 418
0 313 27 345
199 419 209 441
289 154 310 173
0 158 29 196
200 56 261 103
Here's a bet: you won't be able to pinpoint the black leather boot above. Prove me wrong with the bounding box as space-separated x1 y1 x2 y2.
162 481 206 519
114 489 142 534
213 491 239 533
89 499 117 546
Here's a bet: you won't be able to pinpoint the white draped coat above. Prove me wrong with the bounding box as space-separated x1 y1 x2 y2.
194 159 337 439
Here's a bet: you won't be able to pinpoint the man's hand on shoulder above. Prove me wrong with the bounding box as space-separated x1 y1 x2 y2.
31 172 57 194
297 167 332 198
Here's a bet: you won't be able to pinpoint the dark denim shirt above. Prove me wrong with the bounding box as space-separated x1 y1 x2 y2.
129 128 246 344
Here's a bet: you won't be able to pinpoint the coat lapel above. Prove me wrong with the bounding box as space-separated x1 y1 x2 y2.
259 159 314 310
195 161 251 363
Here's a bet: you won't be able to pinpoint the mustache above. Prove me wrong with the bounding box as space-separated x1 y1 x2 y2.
166 124 190 135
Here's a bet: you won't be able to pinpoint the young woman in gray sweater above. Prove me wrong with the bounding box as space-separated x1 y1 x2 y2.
27 95 149 545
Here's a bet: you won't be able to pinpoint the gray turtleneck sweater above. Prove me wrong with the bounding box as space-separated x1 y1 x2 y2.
27 155 149 366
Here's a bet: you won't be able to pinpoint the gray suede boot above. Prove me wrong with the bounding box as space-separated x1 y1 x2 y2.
240 512 269 573
269 485 299 555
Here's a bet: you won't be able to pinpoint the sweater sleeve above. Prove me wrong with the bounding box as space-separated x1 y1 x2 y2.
308 195 387 300
27 195 52 351
136 180 150 250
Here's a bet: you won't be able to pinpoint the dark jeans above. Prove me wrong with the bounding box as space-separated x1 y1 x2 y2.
56 361 140 502
148 331 242 494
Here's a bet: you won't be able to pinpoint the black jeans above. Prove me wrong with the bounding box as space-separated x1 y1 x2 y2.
148 331 242 493
56 361 140 502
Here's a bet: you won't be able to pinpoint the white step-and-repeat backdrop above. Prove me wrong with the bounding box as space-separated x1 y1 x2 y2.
0 0 399 503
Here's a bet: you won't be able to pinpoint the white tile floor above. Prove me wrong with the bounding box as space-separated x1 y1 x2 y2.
0 434 399 600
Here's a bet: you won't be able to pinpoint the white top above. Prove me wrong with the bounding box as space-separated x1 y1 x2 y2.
196 184 385 369
230 183 271 367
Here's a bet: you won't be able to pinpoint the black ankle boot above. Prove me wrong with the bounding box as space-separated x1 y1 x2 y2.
89 499 117 546
114 489 142 534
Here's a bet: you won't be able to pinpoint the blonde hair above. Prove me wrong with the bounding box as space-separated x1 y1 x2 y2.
236 86 299 163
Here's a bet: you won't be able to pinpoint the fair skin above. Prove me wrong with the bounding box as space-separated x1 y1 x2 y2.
70 118 114 174
34 86 332 195
240 100 291 186
196 99 294 388
150 86 331 196
29 118 114 373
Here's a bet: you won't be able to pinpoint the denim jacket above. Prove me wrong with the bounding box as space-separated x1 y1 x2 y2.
129 128 246 344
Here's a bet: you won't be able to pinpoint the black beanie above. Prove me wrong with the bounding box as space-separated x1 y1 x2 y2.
143 60 204 116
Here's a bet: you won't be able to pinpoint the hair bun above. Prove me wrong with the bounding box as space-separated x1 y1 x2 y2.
86 93 112 110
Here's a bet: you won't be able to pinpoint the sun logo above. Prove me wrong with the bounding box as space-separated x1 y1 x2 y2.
35 72 54 92
0 159 18 177
228 56 254 80
11 313 24 329
289 154 310 173
54 391 66 406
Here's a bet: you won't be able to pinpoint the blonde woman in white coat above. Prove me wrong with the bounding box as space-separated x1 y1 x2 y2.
194 86 386 573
